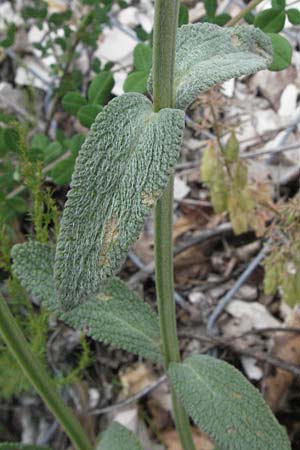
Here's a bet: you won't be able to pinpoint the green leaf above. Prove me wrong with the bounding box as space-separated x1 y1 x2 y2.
133 44 152 71
97 422 143 450
51 155 76 185
287 8 300 25
87 71 114 105
225 132 239 163
211 13 232 26
0 445 51 450
77 105 103 128
44 141 63 164
123 71 149 93
62 92 87 115
148 24 273 110
272 0 286 10
254 8 286 33
168 355 291 450
55 93 185 310
178 4 189 26
31 133 49 150
268 33 292 71
204 0 217 17
11 241 163 363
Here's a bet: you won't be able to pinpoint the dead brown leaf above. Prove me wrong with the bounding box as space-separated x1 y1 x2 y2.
263 307 300 411
161 428 214 450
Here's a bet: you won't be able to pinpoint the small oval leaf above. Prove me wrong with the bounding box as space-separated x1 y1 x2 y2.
254 8 286 33
62 91 87 115
77 104 103 128
148 23 273 110
168 355 291 450
268 33 292 71
133 44 152 71
123 71 149 93
11 241 163 363
87 71 115 105
55 93 185 309
97 422 143 450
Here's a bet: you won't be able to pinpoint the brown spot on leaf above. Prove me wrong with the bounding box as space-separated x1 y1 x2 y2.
231 34 241 47
96 293 113 301
141 191 159 207
99 216 119 265
231 391 242 400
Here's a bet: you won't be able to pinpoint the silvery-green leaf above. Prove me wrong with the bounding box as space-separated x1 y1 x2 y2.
97 422 143 450
168 355 291 450
11 241 56 309
54 93 185 309
148 23 273 110
11 242 163 363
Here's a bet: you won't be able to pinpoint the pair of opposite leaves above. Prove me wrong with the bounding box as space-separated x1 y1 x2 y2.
53 23 273 310
11 241 291 450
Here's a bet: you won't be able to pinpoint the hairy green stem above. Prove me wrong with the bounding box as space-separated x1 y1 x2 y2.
0 295 92 450
153 1 196 449
226 0 265 26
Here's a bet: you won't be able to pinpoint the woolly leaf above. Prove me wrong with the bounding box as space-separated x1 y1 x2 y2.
11 241 56 308
148 23 273 110
55 93 185 309
11 242 163 362
0 445 51 450
168 355 291 450
97 422 143 450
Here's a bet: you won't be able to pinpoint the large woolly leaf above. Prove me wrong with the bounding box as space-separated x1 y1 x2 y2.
0 445 51 450
97 422 143 450
11 242 163 363
168 355 291 450
54 93 185 309
148 23 273 110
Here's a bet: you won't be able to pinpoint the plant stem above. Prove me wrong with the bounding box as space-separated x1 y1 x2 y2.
226 0 265 26
152 1 195 449
0 295 92 450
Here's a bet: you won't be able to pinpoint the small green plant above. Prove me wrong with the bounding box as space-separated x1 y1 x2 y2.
0 1 295 450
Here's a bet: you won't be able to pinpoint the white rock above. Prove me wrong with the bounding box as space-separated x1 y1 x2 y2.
241 356 263 380
278 84 298 123
189 291 206 305
174 176 190 200
0 2 23 29
222 79 235 98
226 300 281 329
15 56 52 90
113 407 139 433
96 27 136 63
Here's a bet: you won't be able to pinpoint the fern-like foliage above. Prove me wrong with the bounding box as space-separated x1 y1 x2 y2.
148 23 273 110
11 242 163 362
97 422 143 450
54 93 185 310
168 355 291 450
